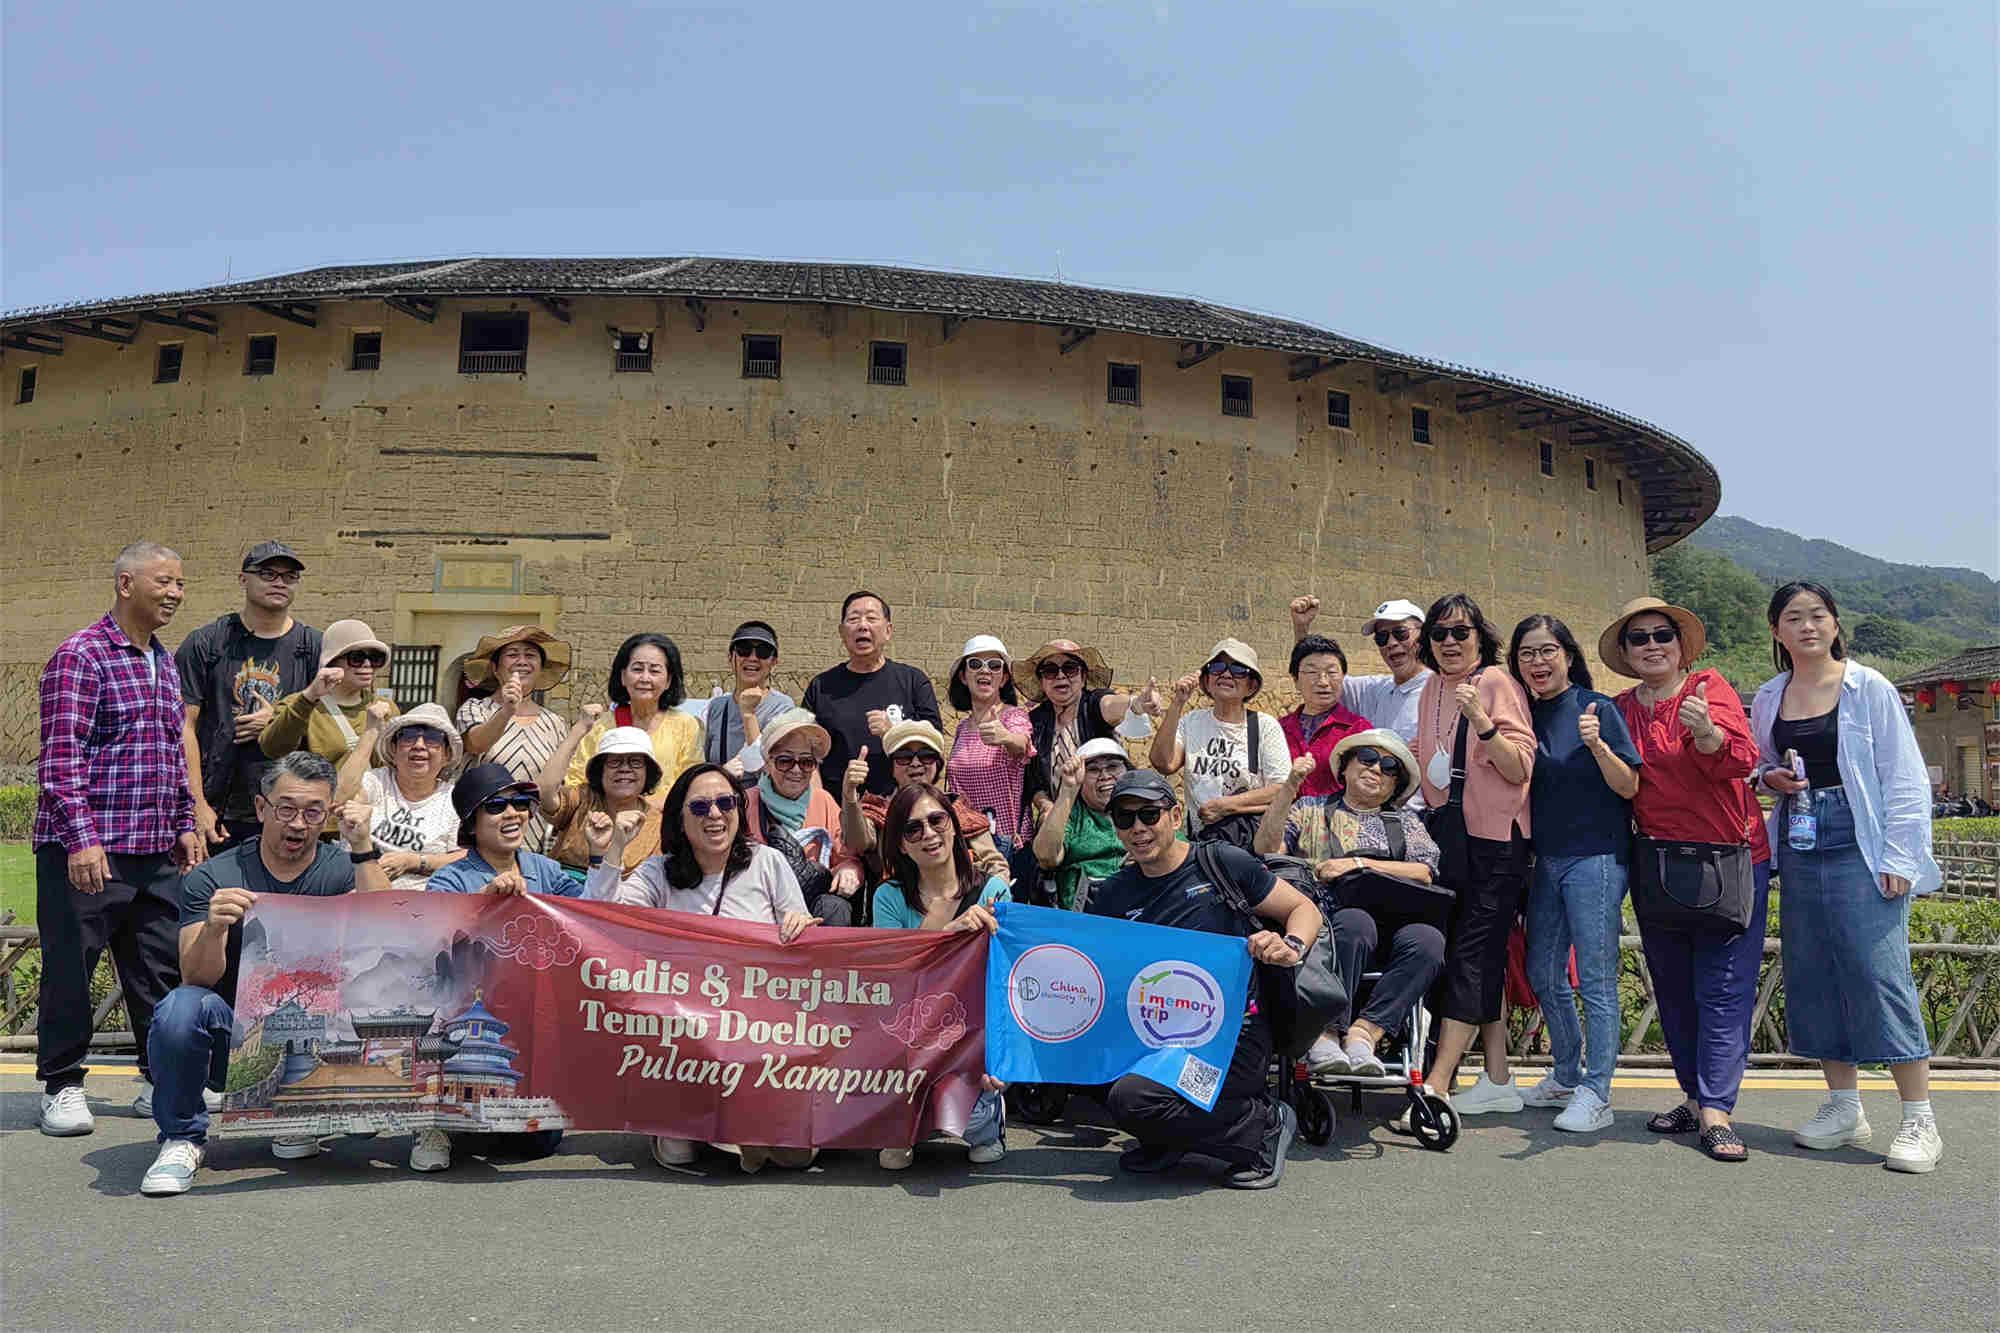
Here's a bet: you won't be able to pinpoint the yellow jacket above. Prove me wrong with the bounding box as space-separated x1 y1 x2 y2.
565 709 704 794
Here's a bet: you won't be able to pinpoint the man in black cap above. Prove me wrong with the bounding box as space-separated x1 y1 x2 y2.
179 542 322 852
1085 770 1322 1189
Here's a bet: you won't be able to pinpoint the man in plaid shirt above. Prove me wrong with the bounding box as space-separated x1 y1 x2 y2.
35 541 204 1137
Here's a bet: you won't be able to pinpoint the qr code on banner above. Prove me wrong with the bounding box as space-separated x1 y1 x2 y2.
1176 1054 1223 1104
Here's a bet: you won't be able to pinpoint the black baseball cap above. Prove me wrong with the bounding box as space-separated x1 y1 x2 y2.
729 622 778 651
1107 770 1176 808
242 541 304 572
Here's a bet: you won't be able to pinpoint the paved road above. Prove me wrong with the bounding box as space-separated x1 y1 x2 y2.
2 1066 1994 1332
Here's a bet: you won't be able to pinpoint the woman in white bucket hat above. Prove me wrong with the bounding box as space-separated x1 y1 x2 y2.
944 635 1035 844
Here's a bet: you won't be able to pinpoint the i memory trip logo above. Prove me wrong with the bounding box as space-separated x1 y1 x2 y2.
1125 960 1224 1049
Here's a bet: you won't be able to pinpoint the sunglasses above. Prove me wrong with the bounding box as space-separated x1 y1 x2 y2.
478 794 537 816
1426 625 1473 644
731 640 776 660
1036 660 1084 680
395 726 448 747
1623 627 1680 647
962 657 1009 674
900 810 954 842
686 795 740 819
1347 747 1404 777
1373 626 1414 647
1204 661 1254 680
338 650 389 668
1110 803 1173 830
768 753 817 773
891 750 939 768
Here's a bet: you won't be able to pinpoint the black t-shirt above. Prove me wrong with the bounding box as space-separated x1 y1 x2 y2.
801 660 942 797
1086 841 1275 936
1024 689 1121 807
178 615 322 820
178 838 355 1008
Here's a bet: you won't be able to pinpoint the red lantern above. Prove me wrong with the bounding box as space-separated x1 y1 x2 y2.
1916 688 1936 707
1987 680 2000 697
1941 680 1963 697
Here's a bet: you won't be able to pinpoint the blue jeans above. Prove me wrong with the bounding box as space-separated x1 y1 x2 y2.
1640 862 1771 1113
147 985 235 1144
1526 853 1628 1101
963 1089 1006 1147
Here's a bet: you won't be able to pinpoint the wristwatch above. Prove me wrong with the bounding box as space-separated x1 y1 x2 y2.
1282 933 1308 962
349 847 382 863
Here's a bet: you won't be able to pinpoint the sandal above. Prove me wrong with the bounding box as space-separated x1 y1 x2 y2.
1647 1104 1699 1134
1699 1124 1748 1162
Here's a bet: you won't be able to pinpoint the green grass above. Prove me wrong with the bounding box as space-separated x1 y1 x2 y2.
1 843 32 924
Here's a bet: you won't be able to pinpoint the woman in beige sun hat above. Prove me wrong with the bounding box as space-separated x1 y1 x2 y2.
457 625 575 851
1149 637 1291 843
332 701 468 889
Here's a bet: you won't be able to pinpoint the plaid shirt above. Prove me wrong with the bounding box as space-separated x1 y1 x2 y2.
34 613 195 855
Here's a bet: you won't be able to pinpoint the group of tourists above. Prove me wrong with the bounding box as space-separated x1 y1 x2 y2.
31 539 1947 1198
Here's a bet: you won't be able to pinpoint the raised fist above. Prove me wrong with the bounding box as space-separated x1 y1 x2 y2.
614 809 645 842
584 810 615 855
337 799 374 846
1289 595 1321 638
1171 673 1200 708
865 709 891 737
364 699 397 728
305 665 345 701
1287 753 1317 786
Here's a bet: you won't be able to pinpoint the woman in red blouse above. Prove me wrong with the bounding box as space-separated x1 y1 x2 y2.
1602 597 1769 1163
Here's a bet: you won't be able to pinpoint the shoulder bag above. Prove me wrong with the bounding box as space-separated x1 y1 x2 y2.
1330 811 1458 934
1194 840 1347 1060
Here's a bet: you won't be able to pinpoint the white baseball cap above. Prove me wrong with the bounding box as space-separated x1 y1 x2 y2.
1361 599 1426 634
1076 738 1129 764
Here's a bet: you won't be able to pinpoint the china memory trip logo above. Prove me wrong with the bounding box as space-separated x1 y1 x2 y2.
1007 944 1104 1043
1126 959 1224 1049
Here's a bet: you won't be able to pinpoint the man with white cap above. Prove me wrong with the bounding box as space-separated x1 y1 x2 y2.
1293 596 1432 747
1030 737 1133 909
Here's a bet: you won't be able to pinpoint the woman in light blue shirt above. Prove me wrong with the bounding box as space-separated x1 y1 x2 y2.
1750 582 1943 1175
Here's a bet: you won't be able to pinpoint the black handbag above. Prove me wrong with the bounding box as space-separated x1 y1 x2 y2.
757 801 835 903
1192 708 1271 850
1330 813 1458 934
1630 836 1755 935
1194 840 1348 1060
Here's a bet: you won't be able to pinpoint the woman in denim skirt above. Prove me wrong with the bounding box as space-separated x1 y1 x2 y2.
1752 582 1944 1174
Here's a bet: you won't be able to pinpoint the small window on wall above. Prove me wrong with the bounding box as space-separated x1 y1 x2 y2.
615 331 652 373
350 331 382 371
742 335 781 379
459 312 529 374
154 344 183 384
1221 375 1253 418
15 367 35 404
1539 440 1555 477
868 341 907 386
1411 407 1430 444
244 335 277 376
1327 390 1351 429
1585 458 1598 491
389 645 442 707
1616 478 1625 505
1107 362 1140 405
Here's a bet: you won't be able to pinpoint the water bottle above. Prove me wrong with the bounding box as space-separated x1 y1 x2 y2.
1785 754 1816 852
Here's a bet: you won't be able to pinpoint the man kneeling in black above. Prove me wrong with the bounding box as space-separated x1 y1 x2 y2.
1087 770 1323 1188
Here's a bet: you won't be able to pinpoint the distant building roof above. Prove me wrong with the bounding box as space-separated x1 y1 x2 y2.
0 255 1720 548
1896 645 2000 689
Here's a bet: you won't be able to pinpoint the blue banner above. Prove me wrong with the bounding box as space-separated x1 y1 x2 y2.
985 903 1253 1111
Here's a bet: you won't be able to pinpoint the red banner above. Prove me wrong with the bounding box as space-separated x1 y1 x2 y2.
214 892 986 1148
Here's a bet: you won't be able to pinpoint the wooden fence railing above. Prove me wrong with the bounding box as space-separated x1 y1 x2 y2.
1935 840 1999 899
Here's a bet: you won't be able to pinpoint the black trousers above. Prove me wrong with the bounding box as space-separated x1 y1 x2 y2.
1330 907 1446 1033
35 843 183 1090
1434 833 1528 1025
1104 1012 1274 1169
808 891 855 929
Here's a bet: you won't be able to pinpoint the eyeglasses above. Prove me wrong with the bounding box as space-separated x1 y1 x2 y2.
1204 661 1254 680
686 795 740 818
269 803 329 827
1623 627 1679 647
1346 747 1404 777
1373 626 1414 647
1110 804 1173 830
962 657 1009 674
900 811 954 841
1083 759 1129 776
338 650 389 668
1298 666 1343 682
1515 645 1567 663
601 754 649 771
1036 660 1084 680
249 567 303 585
891 751 938 768
731 641 776 660
768 754 818 773
478 794 537 816
395 726 448 747
1427 625 1473 644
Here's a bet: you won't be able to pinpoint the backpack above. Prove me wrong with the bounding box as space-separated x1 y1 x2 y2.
1191 840 1348 1061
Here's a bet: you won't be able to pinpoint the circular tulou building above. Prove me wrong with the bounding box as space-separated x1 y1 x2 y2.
0 257 1718 758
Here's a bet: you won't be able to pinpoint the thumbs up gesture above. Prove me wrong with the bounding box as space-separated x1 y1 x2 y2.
1577 700 1603 749
844 746 872 795
1677 678 1718 744
1134 676 1163 717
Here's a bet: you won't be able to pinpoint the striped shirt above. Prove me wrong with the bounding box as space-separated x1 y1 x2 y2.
34 613 195 854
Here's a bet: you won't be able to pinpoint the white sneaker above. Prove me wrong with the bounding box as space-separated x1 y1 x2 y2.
39 1086 94 1136
139 1140 205 1196
204 1087 224 1112
1520 1075 1576 1108
1884 1116 1943 1174
1305 1034 1350 1075
878 1147 915 1170
408 1127 452 1172
271 1135 323 1159
650 1136 698 1167
967 1140 1006 1164
1794 1096 1872 1150
1343 1038 1386 1079
1553 1086 1614 1133
1454 1073 1525 1115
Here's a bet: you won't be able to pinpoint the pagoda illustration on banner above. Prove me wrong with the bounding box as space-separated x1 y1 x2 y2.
218 989 569 1138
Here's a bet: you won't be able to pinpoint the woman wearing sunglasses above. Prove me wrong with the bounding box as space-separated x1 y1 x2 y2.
868 781 1010 1169
1508 615 1643 1134
1601 596 1767 1163
743 710 865 927
259 619 400 767
331 702 468 890
1256 730 1444 1077
841 720 1012 892
1014 639 1137 825
704 620 795 771
1150 638 1290 845
1410 593 1536 1119
540 725 665 888
945 636 1035 846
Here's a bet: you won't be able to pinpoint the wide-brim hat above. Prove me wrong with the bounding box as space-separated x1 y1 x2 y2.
881 719 948 761
1014 639 1114 700
759 708 832 763
585 725 664 795
320 619 391 668
1329 728 1421 809
462 625 572 692
1201 637 1264 695
452 762 538 828
1598 597 1708 679
373 702 465 770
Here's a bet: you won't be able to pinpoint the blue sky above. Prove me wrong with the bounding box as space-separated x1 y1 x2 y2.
6 2 1994 576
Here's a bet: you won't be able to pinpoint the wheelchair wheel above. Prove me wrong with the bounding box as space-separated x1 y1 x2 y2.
1007 1083 1069 1125
1293 1085 1335 1147
1409 1090 1459 1152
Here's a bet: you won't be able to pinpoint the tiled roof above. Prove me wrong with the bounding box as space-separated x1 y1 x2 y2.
1895 645 2000 688
1 255 1721 547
